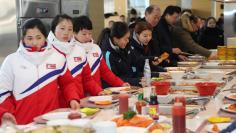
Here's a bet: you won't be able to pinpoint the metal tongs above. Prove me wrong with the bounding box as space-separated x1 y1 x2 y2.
186 96 210 103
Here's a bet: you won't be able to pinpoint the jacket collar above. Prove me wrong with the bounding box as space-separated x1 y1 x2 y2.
47 31 74 54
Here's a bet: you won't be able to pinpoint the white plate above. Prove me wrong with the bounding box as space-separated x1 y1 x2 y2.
221 104 236 114
117 126 146 133
205 123 230 133
89 96 118 103
225 93 236 101
42 112 86 121
47 119 91 127
107 87 131 93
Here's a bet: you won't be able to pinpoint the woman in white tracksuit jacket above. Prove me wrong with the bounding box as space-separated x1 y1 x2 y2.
0 18 80 124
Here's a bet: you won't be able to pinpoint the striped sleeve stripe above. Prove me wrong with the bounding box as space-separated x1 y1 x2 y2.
91 54 103 72
20 62 67 94
71 59 87 75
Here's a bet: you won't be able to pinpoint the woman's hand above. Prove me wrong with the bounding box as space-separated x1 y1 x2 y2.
178 55 188 61
70 100 80 110
172 48 182 54
2 112 16 124
122 82 130 87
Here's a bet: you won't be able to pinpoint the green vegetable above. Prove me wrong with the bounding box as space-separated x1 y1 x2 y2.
80 108 100 116
151 77 164 81
123 111 136 120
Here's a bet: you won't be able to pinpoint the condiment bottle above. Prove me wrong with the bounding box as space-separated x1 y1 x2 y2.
119 93 129 114
136 93 146 114
172 102 186 133
149 87 159 120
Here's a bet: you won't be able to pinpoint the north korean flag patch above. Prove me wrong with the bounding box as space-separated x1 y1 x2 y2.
46 64 56 69
74 57 82 62
93 53 99 57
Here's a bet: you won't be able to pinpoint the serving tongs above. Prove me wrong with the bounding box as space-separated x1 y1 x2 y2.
186 96 210 103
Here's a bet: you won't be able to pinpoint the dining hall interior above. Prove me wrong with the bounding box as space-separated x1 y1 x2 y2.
0 0 236 133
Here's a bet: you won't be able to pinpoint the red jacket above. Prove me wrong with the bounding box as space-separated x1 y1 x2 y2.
75 40 124 87
48 32 102 108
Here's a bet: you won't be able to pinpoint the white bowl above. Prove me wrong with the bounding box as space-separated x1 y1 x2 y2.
157 94 172 104
169 71 185 81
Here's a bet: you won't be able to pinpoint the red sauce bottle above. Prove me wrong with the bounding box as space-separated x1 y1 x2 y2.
172 102 186 133
119 94 129 114
175 96 186 107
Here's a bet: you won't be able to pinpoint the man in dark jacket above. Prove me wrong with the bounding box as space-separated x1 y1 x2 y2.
129 5 162 57
154 6 184 65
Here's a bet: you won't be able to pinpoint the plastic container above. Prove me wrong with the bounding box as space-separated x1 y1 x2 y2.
195 82 217 96
151 81 171 95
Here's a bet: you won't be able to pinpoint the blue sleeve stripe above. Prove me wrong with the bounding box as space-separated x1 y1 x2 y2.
20 62 67 94
71 59 87 75
0 91 11 97
105 51 111 70
91 54 103 72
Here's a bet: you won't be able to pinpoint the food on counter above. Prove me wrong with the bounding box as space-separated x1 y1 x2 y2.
100 89 112 95
148 123 172 133
112 113 153 127
182 72 200 79
68 112 82 120
169 89 198 95
229 94 236 99
123 111 136 120
212 124 220 132
226 103 236 111
27 126 93 133
94 100 112 105
80 108 100 116
208 116 231 123
150 129 164 133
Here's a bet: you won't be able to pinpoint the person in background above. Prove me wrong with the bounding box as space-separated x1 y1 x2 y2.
129 8 138 22
98 22 142 86
199 17 224 49
154 5 186 63
72 16 128 88
129 5 171 67
120 15 126 23
172 14 217 59
0 18 80 124
129 21 167 75
216 13 224 31
108 20 114 29
47 14 102 104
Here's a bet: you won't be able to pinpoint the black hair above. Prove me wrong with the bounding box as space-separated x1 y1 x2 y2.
73 16 93 33
205 16 216 28
110 22 129 39
22 18 47 39
189 15 199 24
145 5 156 15
163 5 181 17
97 22 129 45
130 8 137 15
206 17 216 23
51 14 73 33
